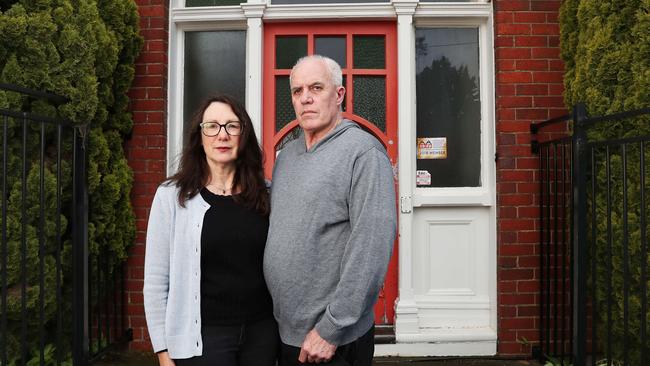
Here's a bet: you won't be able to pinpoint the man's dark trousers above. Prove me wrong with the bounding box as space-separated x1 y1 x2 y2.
279 326 374 366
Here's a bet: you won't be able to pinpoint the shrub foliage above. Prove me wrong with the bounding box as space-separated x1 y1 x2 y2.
0 0 141 363
560 0 649 363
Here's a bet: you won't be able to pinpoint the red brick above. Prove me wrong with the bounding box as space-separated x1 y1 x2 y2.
549 59 564 71
499 96 532 108
501 317 535 329
533 71 563 83
500 170 534 182
518 255 540 267
500 244 535 256
500 281 517 293
498 183 517 194
518 280 540 293
497 48 532 60
498 121 529 132
139 29 168 40
518 231 541 243
129 292 144 304
496 36 515 48
549 83 564 96
534 96 564 108
500 305 517 317
149 17 168 30
499 71 532 84
516 59 549 71
497 84 517 96
518 206 540 218
499 256 518 268
532 47 560 59
531 1 561 12
498 109 517 120
500 193 533 206
146 63 166 75
513 12 548 23
515 36 547 48
499 293 536 305
499 341 527 355
517 84 548 95
496 11 514 23
497 23 531 35
132 123 164 135
133 75 165 88
129 316 148 328
498 0 531 11
130 148 165 160
532 23 560 35
138 5 165 17
516 108 549 120
516 158 539 170
137 52 166 64
147 88 165 99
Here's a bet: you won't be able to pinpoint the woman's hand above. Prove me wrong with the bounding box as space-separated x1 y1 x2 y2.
157 351 176 366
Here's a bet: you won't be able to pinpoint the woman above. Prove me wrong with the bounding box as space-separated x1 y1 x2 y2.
143 95 278 366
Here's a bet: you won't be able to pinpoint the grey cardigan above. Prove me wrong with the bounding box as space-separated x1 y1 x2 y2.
143 183 210 359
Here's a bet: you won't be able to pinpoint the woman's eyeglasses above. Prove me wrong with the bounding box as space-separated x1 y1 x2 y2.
200 121 243 137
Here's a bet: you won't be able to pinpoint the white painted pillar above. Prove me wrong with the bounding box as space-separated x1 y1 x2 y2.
242 1 266 142
392 0 419 338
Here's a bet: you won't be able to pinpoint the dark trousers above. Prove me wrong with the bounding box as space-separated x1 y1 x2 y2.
279 326 374 366
174 317 279 366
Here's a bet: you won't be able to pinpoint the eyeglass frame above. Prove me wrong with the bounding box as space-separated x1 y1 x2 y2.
199 121 244 137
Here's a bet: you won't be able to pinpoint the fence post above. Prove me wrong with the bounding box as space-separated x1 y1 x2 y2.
72 125 89 366
571 103 588 365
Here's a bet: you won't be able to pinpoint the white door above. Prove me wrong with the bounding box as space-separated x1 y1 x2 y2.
392 23 497 356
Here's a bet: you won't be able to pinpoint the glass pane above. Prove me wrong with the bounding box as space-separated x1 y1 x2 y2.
184 31 245 142
353 36 385 69
415 28 481 187
353 76 385 131
315 36 346 68
276 127 302 154
273 0 388 3
275 76 294 132
276 36 307 69
186 0 241 6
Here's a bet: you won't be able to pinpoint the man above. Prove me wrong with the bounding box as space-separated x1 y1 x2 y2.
264 55 397 365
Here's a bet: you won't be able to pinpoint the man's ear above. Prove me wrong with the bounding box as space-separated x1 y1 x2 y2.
336 86 346 105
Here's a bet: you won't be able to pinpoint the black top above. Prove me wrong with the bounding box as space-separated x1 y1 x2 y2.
199 188 273 325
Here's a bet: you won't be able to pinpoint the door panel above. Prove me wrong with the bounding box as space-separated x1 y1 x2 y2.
263 22 398 325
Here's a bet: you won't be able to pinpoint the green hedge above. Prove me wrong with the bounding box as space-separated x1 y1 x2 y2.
560 0 650 363
0 0 141 364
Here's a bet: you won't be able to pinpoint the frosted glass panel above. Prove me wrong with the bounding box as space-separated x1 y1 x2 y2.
275 76 294 132
276 36 307 69
315 36 346 68
415 28 481 187
353 36 385 69
353 76 385 131
184 31 245 142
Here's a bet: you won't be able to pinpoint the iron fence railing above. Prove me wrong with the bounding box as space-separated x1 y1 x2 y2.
531 103 650 366
0 84 131 366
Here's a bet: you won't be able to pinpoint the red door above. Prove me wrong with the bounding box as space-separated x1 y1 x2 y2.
263 22 398 325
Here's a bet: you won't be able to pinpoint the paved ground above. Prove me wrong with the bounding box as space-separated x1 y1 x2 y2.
93 351 542 366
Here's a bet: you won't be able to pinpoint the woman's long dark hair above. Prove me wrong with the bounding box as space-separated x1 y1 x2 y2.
168 94 269 215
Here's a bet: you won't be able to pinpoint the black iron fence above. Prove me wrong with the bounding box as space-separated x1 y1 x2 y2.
0 84 131 366
531 104 650 365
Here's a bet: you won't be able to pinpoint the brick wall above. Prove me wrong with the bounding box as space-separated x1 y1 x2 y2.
125 0 169 352
494 0 566 356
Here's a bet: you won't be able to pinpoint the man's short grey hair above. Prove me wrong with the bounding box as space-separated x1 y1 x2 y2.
290 55 343 87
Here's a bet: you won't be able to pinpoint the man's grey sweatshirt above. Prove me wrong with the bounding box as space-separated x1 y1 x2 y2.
263 120 397 347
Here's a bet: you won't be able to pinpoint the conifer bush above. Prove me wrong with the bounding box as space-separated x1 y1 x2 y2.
560 0 649 363
0 0 141 363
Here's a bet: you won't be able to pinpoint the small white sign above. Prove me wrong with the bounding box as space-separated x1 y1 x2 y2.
417 137 447 159
416 170 431 186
